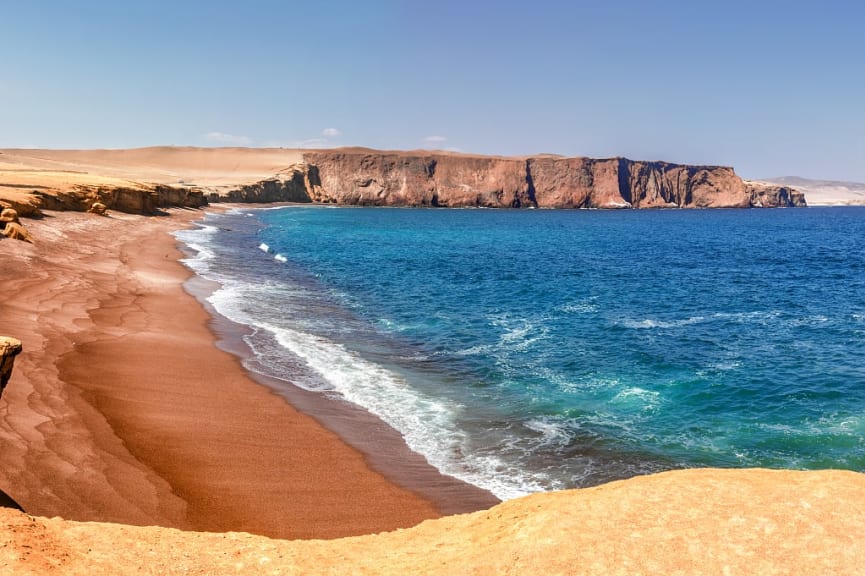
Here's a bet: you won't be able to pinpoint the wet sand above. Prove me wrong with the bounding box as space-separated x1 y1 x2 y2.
0 208 495 540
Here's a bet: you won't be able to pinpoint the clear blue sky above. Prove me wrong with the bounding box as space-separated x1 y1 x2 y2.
3 0 863 180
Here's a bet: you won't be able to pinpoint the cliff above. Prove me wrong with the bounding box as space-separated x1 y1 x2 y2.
2 468 863 575
205 164 317 204
0 147 805 216
34 182 207 215
0 167 206 217
745 180 807 208
302 149 806 209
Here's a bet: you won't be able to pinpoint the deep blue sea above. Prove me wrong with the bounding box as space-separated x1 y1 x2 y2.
175 207 865 499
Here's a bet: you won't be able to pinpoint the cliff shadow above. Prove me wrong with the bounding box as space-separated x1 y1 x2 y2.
0 488 23 511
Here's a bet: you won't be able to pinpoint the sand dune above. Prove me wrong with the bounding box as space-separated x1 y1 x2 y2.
0 147 304 187
760 176 865 206
0 147 308 214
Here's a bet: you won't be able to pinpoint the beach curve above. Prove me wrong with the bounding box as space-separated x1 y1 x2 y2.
0 208 495 540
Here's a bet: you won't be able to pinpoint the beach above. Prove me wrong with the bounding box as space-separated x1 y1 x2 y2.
1 184 864 575
0 208 494 540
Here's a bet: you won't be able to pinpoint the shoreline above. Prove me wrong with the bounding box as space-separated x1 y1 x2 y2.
0 208 494 540
178 208 499 515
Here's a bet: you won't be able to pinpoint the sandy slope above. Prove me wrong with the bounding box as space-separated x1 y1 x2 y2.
0 147 304 187
0 148 308 213
2 468 864 575
759 176 865 206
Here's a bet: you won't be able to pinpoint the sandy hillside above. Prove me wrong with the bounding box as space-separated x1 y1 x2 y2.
760 176 865 206
0 147 304 187
2 468 864 575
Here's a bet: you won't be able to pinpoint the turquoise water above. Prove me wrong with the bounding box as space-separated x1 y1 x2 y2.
176 207 865 499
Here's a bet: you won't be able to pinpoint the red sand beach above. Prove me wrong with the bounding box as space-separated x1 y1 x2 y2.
0 208 494 540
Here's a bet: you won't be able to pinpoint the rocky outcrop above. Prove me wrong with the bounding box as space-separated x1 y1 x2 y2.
0 209 33 242
528 157 755 208
32 184 207 215
0 193 44 218
302 149 805 209
88 202 108 216
746 181 807 207
0 337 22 400
207 164 317 204
304 151 531 207
152 185 208 210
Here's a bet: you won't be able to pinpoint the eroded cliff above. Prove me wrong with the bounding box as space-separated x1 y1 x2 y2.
1 147 805 215
303 149 805 209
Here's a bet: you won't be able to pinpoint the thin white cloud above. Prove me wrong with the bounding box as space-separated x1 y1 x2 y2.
204 131 254 146
423 135 447 144
321 127 342 137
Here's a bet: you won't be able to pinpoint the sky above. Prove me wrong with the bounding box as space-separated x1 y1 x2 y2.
2 0 864 181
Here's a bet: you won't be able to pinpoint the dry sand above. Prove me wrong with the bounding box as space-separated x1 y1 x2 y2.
0 147 304 188
0 147 309 213
2 468 865 575
0 208 493 541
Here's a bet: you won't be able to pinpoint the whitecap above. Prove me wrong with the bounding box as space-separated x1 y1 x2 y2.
555 299 599 314
612 386 661 411
621 316 706 330
524 417 575 448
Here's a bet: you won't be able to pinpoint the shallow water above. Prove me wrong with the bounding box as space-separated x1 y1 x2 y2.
175 206 865 499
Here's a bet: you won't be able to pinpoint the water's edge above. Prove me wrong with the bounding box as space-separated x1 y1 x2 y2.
175 216 500 514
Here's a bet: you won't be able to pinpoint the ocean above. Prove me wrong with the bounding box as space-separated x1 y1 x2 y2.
174 206 865 500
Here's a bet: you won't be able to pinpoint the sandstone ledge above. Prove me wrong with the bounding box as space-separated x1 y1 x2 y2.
2 468 863 575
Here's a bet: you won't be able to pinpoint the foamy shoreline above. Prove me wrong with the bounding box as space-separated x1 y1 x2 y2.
175 206 498 513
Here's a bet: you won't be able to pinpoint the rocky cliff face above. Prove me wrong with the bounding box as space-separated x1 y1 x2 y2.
301 150 805 209
745 181 807 207
0 148 805 215
27 184 207 215
206 164 316 204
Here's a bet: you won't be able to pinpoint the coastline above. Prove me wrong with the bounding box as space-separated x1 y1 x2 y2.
2 207 864 574
0 208 494 540
178 207 499 515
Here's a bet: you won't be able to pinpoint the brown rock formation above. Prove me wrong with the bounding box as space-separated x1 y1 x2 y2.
304 150 531 207
87 202 108 216
0 468 863 575
303 149 805 209
34 183 207 215
0 337 22 400
0 209 33 242
1 147 805 212
207 164 317 204
746 180 807 207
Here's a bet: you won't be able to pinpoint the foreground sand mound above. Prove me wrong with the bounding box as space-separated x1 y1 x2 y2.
1 468 863 575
